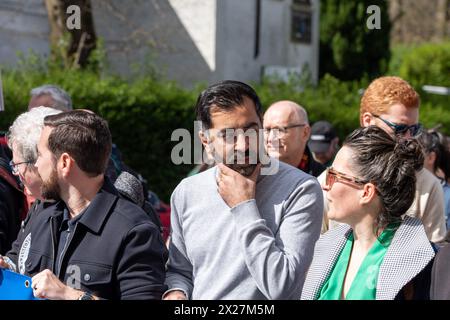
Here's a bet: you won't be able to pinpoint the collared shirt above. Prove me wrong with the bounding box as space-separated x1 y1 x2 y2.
297 146 326 178
56 207 86 275
318 222 400 300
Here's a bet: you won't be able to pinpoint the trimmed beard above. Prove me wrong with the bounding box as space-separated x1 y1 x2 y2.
211 147 259 177
41 166 61 201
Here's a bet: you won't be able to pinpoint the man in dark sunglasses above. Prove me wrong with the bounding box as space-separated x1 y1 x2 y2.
320 76 446 243
371 114 422 137
359 77 422 139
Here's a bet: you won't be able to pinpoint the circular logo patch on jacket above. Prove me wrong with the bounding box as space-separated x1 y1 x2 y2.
18 233 31 275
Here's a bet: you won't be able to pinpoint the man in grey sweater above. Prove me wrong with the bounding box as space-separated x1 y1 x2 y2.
164 81 323 300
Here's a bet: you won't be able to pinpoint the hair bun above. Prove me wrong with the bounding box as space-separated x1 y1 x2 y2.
394 137 424 171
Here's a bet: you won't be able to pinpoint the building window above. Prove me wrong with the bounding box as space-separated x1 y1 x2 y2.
291 0 312 43
293 0 311 4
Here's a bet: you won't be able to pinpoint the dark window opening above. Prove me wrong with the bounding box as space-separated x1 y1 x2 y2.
291 0 312 44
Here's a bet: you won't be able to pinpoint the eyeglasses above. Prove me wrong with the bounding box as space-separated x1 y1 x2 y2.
373 115 422 136
263 124 307 138
324 167 366 190
9 160 33 175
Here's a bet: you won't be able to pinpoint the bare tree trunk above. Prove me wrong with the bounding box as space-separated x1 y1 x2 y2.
44 0 97 68
435 0 449 40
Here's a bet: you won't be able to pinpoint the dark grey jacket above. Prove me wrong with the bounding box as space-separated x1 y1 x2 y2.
4 200 49 274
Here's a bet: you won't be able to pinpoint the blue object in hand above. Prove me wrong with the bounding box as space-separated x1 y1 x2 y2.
0 268 39 300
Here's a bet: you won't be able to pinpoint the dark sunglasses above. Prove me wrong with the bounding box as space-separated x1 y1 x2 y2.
373 115 422 136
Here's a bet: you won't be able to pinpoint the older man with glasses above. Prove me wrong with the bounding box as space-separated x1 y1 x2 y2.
320 76 446 243
0 107 61 270
9 160 34 176
263 100 325 177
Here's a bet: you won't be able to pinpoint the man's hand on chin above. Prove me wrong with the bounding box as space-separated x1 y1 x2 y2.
216 163 261 208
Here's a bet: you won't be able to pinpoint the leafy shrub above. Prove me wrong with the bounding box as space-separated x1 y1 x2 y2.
398 41 450 88
0 57 197 201
389 42 450 132
319 0 391 80
1 50 448 201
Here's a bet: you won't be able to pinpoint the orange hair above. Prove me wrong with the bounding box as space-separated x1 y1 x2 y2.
360 76 420 125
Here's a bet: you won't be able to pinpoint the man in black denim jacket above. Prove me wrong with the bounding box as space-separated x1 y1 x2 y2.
24 110 167 300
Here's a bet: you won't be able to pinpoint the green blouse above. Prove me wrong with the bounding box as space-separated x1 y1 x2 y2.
318 223 400 300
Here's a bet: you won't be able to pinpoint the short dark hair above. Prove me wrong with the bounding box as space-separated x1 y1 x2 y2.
44 110 112 176
195 80 263 130
343 126 424 229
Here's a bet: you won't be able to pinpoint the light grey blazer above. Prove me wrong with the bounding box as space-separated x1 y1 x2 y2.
301 216 435 300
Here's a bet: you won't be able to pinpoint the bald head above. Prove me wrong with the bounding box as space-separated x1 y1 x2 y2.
263 100 311 167
264 100 309 125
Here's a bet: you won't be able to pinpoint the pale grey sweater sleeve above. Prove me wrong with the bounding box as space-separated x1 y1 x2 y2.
230 178 323 299
165 183 194 298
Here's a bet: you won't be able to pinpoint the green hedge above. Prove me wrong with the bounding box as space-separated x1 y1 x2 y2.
389 42 450 133
0 62 198 202
1 47 449 201
319 0 390 80
256 73 449 140
255 75 367 142
397 41 450 88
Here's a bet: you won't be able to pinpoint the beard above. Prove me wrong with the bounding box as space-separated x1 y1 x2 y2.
211 147 259 177
227 163 258 177
41 167 61 201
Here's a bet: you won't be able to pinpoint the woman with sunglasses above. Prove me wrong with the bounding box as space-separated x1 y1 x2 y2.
302 126 435 300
